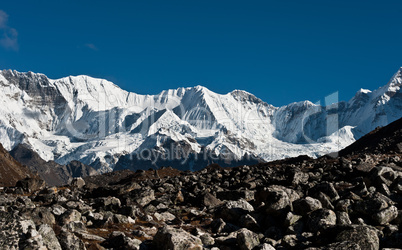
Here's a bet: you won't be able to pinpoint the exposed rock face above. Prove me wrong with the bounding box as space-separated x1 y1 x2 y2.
0 142 36 187
10 143 97 186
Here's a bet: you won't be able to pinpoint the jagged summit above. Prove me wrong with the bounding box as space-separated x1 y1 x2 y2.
0 68 402 173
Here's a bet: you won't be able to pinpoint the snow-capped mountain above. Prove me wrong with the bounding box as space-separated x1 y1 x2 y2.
0 68 401 173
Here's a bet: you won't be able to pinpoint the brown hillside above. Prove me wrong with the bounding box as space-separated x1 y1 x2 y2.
0 143 36 187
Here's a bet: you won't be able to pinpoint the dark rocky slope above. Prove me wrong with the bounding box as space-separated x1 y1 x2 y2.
1 118 402 249
10 144 98 186
0 142 37 187
339 116 402 156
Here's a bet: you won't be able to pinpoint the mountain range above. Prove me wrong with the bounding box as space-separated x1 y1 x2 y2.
0 68 401 173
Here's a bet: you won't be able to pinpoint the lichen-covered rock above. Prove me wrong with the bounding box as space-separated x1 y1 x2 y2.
336 225 379 250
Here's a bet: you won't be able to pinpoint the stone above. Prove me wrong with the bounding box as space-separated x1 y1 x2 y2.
153 226 203 250
239 214 260 231
220 199 254 222
102 231 141 250
336 225 379 250
199 191 223 208
236 228 260 250
71 177 85 189
16 177 46 193
256 186 293 214
307 209 336 232
372 205 398 225
154 211 176 222
288 169 309 185
59 209 81 226
38 224 62 250
131 188 155 207
57 230 86 250
336 211 352 225
200 234 215 246
293 197 322 216
31 207 56 225
322 241 361 249
259 243 276 250
211 218 240 233
95 196 121 212
284 212 302 228
282 234 298 248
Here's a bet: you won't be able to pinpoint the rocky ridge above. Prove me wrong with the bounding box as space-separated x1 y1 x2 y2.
1 117 402 249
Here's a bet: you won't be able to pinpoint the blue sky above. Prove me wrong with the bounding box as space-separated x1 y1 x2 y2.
0 0 401 106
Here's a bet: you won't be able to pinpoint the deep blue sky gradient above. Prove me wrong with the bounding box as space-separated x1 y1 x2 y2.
1 0 402 106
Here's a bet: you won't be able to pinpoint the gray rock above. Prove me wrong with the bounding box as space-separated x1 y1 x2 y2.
307 209 336 232
221 199 254 222
112 214 129 224
316 192 335 210
38 224 62 250
31 207 56 225
95 196 121 212
372 205 398 225
336 225 379 250
16 177 46 193
52 204 67 216
19 225 47 250
57 230 86 250
199 191 223 208
153 226 202 250
59 209 81 226
154 211 176 222
293 197 322 216
75 230 106 242
282 234 298 248
215 231 239 246
102 231 141 250
200 234 215 246
211 218 240 233
336 211 352 225
259 243 276 250
71 177 85 189
322 241 361 249
284 212 302 228
236 228 260 250
239 214 260 231
131 188 155 207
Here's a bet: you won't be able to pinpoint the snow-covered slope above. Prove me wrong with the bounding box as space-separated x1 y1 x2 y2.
0 68 401 173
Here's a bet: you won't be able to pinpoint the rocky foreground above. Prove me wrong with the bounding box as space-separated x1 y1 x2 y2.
0 151 402 250
2 117 402 250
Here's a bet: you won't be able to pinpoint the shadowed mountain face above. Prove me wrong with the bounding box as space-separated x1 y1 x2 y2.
0 143 36 187
339 117 402 157
10 144 97 186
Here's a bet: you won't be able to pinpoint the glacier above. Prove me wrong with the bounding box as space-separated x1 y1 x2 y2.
0 68 401 173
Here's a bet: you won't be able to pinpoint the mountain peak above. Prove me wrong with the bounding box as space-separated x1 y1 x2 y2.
1 68 402 172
